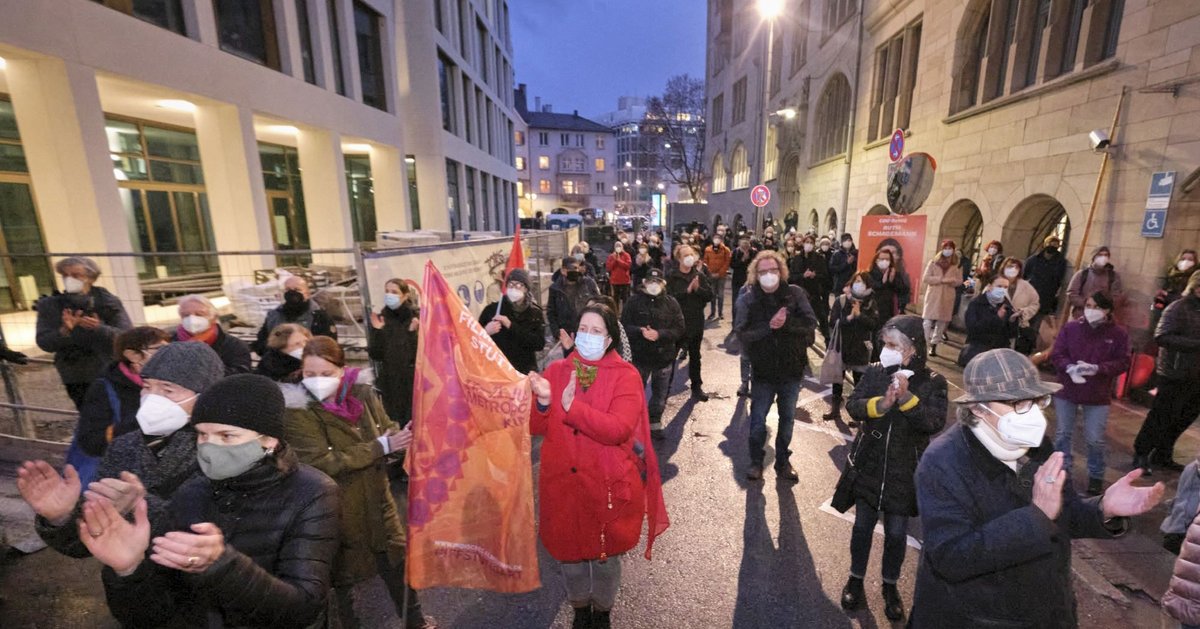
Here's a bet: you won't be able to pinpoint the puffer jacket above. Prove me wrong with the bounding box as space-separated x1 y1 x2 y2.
282 382 404 587
102 448 341 628
1156 290 1200 381
367 303 419 422
841 317 947 516
734 284 818 383
666 267 713 338
1164 513 1200 626
478 297 546 374
621 289 686 370
35 287 132 384
829 293 881 369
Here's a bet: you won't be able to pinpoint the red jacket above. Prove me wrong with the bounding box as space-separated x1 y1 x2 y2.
704 244 732 278
530 351 668 562
606 251 632 286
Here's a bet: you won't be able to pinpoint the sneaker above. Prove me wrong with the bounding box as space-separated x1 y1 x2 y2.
1087 477 1104 496
737 383 750 397
776 463 800 482
746 465 763 481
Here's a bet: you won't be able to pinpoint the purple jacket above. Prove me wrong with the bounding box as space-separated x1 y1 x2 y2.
1050 317 1130 405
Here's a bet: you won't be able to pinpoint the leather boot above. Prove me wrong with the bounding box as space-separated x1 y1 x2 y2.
840 576 864 610
822 397 843 421
1131 453 1153 476
571 606 593 629
591 610 611 629
882 583 905 621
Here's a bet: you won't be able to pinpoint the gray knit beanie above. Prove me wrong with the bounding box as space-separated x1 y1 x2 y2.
141 341 225 394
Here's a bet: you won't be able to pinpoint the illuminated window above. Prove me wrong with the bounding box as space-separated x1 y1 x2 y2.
596 136 606 149
515 156 525 170
730 143 749 190
514 130 525 145
561 179 577 194
711 153 727 194
594 158 606 172
539 179 551 193
538 156 550 170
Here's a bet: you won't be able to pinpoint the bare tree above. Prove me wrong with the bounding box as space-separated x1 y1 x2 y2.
645 74 707 202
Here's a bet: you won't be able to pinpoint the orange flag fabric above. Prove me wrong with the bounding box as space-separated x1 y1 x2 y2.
504 224 525 280
405 261 540 592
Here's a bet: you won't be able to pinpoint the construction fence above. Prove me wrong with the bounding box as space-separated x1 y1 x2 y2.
0 229 575 446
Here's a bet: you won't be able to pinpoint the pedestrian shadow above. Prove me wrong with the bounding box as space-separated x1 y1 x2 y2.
655 397 697 485
718 396 754 490
731 484 853 628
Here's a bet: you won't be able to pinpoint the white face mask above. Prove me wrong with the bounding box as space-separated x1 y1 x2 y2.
879 347 905 368
759 272 780 290
876 259 891 270
644 282 663 296
987 287 1008 304
574 332 608 361
1093 255 1109 267
136 393 195 436
1084 307 1106 324
1178 259 1195 272
942 248 954 258
286 347 305 360
803 243 814 253
713 238 722 246
614 245 623 253
987 247 998 256
851 282 868 296
181 315 212 335
682 255 697 268
63 276 86 294
1003 267 1019 279
982 404 1047 448
302 375 342 401
505 287 526 303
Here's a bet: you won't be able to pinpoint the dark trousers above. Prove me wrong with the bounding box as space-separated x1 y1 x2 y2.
830 371 864 400
65 382 90 411
1134 376 1200 461
335 552 425 629
683 333 703 392
636 363 672 428
611 283 630 314
748 378 801 468
849 497 909 584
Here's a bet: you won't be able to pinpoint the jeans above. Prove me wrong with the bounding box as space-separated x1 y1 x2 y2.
748 378 802 468
922 318 948 347
335 552 425 628
1053 397 1111 480
1134 377 1200 461
561 557 623 611
740 353 752 385
850 497 909 584
637 363 672 429
684 333 703 392
710 276 727 317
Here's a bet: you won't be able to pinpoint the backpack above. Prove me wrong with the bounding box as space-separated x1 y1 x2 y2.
63 379 121 487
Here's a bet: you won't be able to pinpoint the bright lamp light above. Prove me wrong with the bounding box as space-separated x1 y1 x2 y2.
157 99 196 112
0 57 7 71
758 0 785 19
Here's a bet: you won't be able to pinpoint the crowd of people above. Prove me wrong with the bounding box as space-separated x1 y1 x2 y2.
8 227 1200 627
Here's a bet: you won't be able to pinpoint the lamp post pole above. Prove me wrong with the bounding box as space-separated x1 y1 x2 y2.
755 11 778 232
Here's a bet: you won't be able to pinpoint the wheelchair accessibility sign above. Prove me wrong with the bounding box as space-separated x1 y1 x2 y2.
1141 209 1167 238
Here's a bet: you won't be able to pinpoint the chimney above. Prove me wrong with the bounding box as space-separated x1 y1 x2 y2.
515 83 528 115
535 96 542 112
573 110 579 117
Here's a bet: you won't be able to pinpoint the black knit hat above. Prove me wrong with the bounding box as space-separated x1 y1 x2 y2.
506 268 531 290
142 341 224 394
190 374 286 439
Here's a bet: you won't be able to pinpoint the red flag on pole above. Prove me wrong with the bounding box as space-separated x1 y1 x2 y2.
504 224 525 280
405 261 540 593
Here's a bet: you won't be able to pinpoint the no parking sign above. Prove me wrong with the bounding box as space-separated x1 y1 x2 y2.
750 185 771 208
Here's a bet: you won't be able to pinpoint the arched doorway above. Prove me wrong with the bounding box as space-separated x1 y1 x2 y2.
808 209 820 233
939 199 985 269
780 154 801 221
733 213 746 235
826 208 838 235
866 204 889 216
784 210 799 232
1003 194 1072 260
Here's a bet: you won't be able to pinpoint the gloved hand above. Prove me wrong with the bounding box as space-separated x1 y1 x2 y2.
1077 362 1099 376
1066 363 1088 384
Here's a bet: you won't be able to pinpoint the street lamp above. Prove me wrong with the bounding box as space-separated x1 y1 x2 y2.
656 183 665 190
755 0 784 231
757 0 784 18
773 107 798 120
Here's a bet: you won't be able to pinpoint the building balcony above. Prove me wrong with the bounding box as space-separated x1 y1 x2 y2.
559 194 590 205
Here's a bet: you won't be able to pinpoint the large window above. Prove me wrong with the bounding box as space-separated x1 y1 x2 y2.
731 77 747 125
538 156 550 170
867 19 922 142
438 52 456 132
823 0 856 39
594 158 606 172
345 154 375 243
710 153 727 194
107 117 218 278
405 155 421 230
730 144 749 190
790 0 808 76
0 98 53 311
94 0 186 34
539 179 551 194
813 74 851 161
764 125 779 181
711 93 724 135
464 165 477 230
354 1 387 110
446 159 460 232
328 0 347 95
295 0 317 84
213 0 280 69
259 143 311 266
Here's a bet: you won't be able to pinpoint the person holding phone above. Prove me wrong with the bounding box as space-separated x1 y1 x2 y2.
368 279 420 422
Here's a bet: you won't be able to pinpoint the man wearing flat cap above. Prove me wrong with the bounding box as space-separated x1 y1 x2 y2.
908 348 1164 628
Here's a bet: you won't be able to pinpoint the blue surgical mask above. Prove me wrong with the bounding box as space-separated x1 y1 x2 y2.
383 293 403 310
987 287 1007 304
574 332 608 361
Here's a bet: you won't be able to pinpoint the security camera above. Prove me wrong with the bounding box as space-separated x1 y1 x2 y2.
1088 129 1111 151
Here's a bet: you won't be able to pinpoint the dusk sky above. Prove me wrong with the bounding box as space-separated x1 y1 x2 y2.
509 0 707 118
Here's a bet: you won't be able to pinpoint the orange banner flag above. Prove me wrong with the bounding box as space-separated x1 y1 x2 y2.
505 223 525 279
405 261 541 593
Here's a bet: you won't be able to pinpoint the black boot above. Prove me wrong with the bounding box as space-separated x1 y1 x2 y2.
572 605 593 629
591 609 611 629
822 397 843 421
882 583 905 621
1132 453 1153 476
840 576 864 610
929 344 938 357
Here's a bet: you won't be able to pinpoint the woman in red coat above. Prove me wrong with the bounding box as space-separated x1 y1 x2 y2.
529 304 668 629
605 242 633 314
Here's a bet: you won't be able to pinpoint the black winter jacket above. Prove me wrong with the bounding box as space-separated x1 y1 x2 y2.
367 304 419 422
255 350 302 382
172 327 251 376
102 448 341 629
77 361 143 457
1023 248 1068 314
479 298 546 374
829 246 859 295
963 294 1018 364
252 303 337 355
622 290 686 369
1155 294 1200 381
910 424 1122 628
869 267 911 319
734 285 818 383
789 251 831 299
843 363 947 516
730 246 759 290
829 294 881 369
35 287 132 384
666 267 713 338
37 427 201 558
546 276 600 337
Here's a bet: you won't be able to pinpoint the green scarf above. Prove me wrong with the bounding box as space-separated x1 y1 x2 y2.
572 358 598 391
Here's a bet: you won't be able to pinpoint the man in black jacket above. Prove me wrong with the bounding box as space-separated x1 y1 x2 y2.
735 250 818 481
1133 272 1200 472
1023 234 1068 316
547 257 600 344
252 276 337 355
480 269 546 374
667 245 714 401
622 268 686 437
829 233 859 297
730 236 759 307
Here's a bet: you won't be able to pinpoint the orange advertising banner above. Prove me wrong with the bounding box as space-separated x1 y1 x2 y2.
857 214 929 304
405 261 540 592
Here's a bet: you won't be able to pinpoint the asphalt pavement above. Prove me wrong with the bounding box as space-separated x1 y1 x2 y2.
0 314 1187 628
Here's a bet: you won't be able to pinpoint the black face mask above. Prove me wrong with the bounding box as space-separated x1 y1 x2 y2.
566 270 582 282
282 289 308 314
1045 246 1059 255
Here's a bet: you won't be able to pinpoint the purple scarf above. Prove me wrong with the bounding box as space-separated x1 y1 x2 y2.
323 367 365 424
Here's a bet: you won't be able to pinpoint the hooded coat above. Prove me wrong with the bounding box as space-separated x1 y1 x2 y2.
252 301 337 355
531 350 669 562
840 316 948 516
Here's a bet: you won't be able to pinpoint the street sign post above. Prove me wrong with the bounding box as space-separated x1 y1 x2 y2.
889 129 905 162
750 185 771 208
1141 171 1175 238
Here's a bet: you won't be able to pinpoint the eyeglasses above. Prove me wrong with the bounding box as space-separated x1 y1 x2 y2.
1010 396 1052 414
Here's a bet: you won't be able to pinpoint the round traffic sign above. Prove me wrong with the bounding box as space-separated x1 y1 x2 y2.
889 129 905 162
750 185 771 208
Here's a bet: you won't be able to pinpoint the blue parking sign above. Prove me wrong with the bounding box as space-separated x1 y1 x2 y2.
1141 209 1167 238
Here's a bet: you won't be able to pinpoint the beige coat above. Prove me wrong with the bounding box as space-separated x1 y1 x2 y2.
1007 278 1040 328
922 258 962 322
